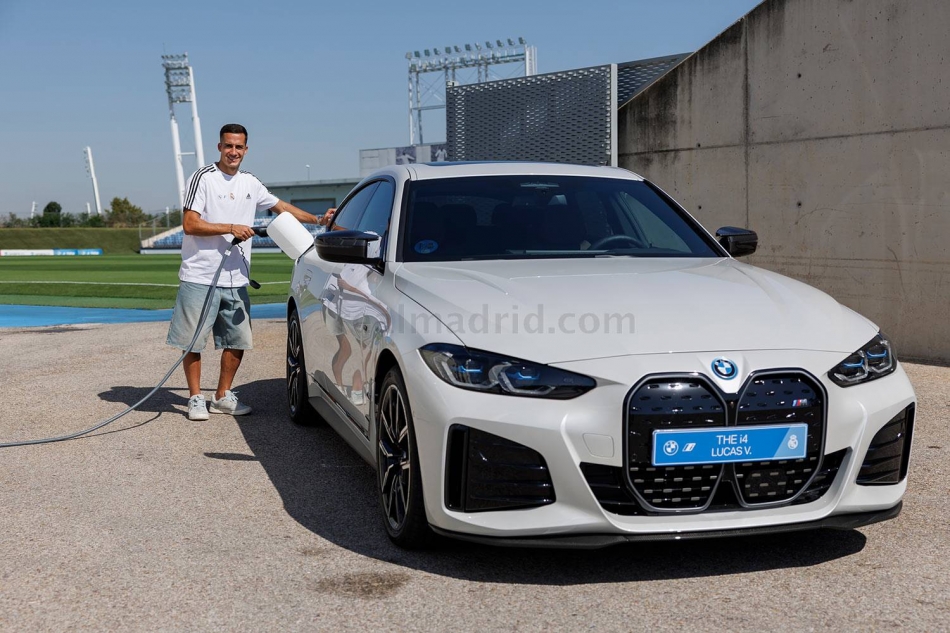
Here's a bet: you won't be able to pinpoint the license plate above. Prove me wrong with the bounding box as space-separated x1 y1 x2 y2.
652 424 808 467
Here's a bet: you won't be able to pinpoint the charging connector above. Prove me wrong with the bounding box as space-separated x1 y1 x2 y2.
237 226 268 289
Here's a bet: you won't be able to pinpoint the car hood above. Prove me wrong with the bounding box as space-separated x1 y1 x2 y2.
393 258 878 364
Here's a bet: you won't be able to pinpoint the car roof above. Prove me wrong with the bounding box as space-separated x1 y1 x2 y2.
365 162 645 182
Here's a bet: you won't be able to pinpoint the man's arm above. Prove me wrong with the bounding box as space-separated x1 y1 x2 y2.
269 199 336 226
182 210 255 242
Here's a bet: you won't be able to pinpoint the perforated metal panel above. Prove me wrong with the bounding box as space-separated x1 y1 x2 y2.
617 54 689 106
446 64 617 166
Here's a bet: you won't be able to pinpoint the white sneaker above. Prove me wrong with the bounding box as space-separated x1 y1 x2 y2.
209 390 252 416
187 394 209 421
349 389 365 406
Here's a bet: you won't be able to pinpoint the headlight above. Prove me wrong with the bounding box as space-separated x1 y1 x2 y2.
829 333 896 387
419 343 596 399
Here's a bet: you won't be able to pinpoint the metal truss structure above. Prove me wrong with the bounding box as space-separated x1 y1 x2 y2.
406 37 537 145
161 53 205 208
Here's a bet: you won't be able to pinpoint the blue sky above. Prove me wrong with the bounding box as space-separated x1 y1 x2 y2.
0 0 760 217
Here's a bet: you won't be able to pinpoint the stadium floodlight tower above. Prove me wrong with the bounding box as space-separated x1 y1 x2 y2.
406 37 537 145
161 53 205 208
83 146 103 216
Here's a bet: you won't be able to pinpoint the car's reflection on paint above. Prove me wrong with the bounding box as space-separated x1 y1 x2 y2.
321 264 391 411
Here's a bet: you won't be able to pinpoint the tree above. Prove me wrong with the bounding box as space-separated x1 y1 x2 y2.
34 201 63 227
105 197 149 227
166 208 183 226
78 212 105 227
1 212 28 228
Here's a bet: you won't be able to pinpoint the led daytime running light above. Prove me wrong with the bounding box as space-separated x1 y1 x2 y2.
419 344 595 399
829 333 896 387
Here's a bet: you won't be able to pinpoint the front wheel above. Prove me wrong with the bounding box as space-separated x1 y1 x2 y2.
376 366 431 548
287 308 321 426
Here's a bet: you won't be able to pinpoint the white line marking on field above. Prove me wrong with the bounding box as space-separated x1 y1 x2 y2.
0 281 179 287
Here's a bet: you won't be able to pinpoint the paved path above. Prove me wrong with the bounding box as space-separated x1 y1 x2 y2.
0 320 947 631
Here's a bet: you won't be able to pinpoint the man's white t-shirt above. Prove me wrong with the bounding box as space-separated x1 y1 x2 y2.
179 163 278 287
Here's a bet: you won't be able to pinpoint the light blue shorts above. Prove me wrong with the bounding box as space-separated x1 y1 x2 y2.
166 281 253 352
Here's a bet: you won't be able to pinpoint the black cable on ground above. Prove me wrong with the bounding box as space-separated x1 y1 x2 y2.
0 238 247 448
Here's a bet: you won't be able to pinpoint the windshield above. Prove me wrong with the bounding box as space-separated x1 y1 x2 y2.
400 175 722 262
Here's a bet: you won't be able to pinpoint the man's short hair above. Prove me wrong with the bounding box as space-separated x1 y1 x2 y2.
219 123 248 143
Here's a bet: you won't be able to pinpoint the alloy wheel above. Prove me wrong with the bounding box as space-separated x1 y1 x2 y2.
377 383 411 530
287 315 303 414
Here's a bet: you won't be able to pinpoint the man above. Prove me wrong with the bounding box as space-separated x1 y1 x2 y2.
167 123 333 421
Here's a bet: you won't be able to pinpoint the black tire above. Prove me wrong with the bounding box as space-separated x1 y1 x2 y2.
376 366 431 548
287 308 321 426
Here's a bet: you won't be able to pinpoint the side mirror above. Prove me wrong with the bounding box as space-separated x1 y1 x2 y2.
715 226 758 257
315 230 381 264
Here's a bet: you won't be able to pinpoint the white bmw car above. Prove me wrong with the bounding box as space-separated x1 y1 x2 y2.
285 162 915 549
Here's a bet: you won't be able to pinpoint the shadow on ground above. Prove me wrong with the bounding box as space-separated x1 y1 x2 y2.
98 384 191 414
222 378 866 585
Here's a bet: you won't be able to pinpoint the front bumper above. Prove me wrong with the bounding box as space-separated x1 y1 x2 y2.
430 502 902 549
402 347 916 541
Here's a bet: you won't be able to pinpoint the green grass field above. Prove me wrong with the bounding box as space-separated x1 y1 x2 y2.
0 228 147 255
0 254 295 309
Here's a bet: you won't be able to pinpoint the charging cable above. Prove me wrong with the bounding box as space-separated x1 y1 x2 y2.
0 229 266 448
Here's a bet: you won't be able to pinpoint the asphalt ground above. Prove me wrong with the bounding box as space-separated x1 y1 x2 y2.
0 319 947 632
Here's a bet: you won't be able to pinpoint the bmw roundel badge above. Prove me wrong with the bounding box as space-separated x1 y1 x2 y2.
711 358 738 380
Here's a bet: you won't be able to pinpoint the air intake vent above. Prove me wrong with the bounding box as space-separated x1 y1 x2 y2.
579 463 644 516
445 425 555 512
582 450 846 516
857 405 915 485
792 449 846 505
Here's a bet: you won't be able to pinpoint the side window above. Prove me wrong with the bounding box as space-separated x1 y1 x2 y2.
356 180 396 236
331 183 379 231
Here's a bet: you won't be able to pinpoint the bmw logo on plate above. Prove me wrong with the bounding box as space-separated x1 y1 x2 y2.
711 357 738 380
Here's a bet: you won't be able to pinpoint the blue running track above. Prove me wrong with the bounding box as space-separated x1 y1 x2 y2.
0 303 287 328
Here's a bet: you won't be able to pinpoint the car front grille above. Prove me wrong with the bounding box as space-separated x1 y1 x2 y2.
733 374 825 505
617 371 827 514
857 405 914 485
625 378 726 511
582 448 845 515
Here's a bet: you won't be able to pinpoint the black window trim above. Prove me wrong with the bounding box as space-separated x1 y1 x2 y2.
328 175 399 271
328 179 380 232
393 176 413 263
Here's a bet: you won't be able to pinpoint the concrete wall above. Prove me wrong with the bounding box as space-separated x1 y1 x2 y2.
618 0 950 362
